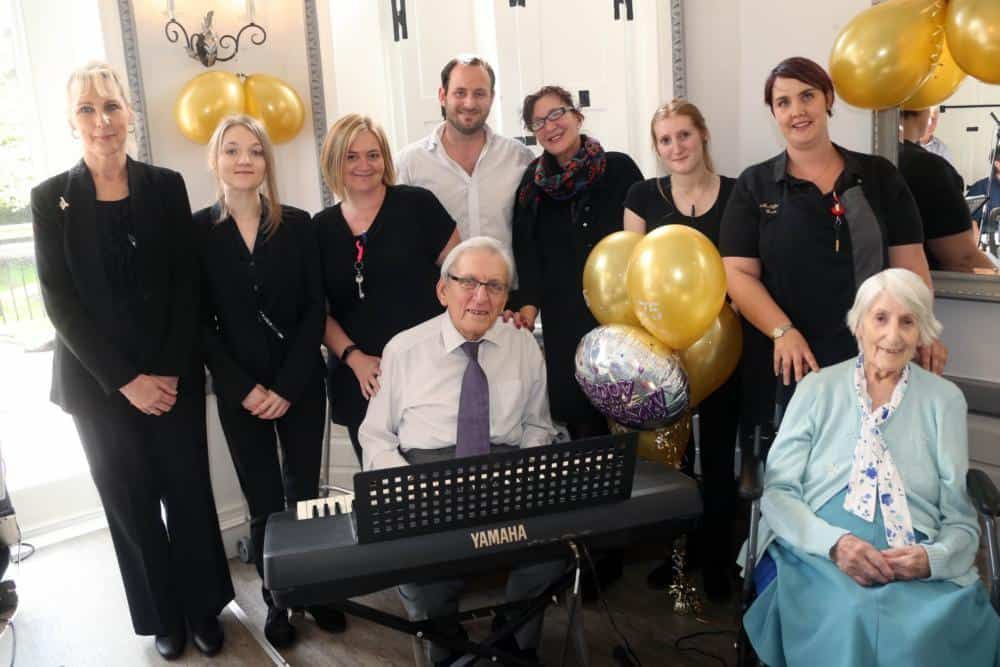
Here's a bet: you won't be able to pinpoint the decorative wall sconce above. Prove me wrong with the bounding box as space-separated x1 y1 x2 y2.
164 1 266 67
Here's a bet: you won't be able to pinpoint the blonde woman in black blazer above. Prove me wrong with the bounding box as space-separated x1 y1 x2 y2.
30 62 232 660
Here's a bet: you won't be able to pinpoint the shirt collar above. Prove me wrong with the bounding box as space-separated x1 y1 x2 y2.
425 121 496 153
772 143 863 185
439 311 503 354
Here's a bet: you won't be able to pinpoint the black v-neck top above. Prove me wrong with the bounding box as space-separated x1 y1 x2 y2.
317 184 455 426
624 175 736 247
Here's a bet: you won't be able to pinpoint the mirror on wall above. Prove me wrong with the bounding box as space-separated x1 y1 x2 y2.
932 77 1000 261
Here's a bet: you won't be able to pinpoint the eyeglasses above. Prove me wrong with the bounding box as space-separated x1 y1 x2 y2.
527 106 572 132
448 273 508 296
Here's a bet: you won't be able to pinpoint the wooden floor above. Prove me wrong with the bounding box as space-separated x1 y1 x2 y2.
12 529 741 666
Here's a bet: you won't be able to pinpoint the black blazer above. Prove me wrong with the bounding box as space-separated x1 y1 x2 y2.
194 204 324 406
31 158 200 414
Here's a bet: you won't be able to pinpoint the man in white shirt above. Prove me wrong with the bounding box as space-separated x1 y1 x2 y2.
920 107 957 168
359 236 560 665
395 55 535 258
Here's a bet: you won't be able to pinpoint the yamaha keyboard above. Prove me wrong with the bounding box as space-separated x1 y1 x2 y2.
263 434 702 608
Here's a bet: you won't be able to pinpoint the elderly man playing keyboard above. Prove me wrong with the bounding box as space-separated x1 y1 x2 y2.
359 235 560 666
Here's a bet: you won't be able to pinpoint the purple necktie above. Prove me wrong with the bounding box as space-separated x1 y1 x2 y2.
455 341 490 458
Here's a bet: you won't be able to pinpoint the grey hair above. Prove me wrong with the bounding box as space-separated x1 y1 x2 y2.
846 268 942 347
439 236 514 284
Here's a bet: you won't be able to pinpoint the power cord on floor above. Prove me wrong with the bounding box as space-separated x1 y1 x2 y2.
673 628 733 666
579 543 641 667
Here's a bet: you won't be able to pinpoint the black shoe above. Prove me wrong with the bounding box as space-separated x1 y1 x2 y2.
646 559 674 589
264 607 296 648
154 626 186 661
306 604 347 633
190 615 224 656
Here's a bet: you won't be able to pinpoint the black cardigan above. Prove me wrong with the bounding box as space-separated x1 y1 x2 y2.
31 158 200 414
194 204 325 405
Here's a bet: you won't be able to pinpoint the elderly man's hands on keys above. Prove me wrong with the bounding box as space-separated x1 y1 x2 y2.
917 338 948 375
831 534 895 587
501 305 537 332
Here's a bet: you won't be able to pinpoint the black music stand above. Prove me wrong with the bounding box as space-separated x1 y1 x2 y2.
340 435 640 666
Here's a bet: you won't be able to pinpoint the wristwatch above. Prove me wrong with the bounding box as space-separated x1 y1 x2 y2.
771 323 795 340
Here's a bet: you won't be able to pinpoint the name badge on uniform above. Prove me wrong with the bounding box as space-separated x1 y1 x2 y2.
759 202 779 217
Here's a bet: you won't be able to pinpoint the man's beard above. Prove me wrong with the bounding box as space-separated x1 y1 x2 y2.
447 109 487 136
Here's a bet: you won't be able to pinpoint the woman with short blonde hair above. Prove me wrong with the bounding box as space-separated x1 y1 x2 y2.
316 113 459 460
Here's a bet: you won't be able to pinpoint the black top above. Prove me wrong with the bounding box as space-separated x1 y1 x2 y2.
318 184 455 426
624 175 737 246
512 151 643 423
719 144 923 368
31 158 201 415
95 197 143 363
897 140 971 268
195 204 325 406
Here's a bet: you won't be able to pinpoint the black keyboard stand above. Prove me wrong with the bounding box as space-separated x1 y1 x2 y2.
333 562 575 667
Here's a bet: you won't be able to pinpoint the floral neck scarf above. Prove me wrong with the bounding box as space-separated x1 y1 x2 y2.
517 135 607 208
843 354 915 547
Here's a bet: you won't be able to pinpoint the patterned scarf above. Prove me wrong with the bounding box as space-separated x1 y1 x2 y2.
517 135 607 209
843 354 915 548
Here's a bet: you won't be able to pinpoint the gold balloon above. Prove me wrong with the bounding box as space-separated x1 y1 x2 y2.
175 72 245 144
946 0 1000 85
243 74 306 144
679 304 742 408
902 38 967 109
830 0 945 110
582 231 643 326
625 225 726 350
609 410 692 470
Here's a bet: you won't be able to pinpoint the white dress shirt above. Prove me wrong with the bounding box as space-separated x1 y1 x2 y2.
395 122 535 255
359 312 557 471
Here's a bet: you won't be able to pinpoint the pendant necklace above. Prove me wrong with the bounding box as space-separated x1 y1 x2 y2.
354 235 366 299
830 192 845 253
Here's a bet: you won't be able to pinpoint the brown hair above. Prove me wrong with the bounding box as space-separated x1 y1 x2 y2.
764 57 835 117
649 99 715 173
521 85 583 129
441 55 496 93
207 115 283 236
320 114 396 201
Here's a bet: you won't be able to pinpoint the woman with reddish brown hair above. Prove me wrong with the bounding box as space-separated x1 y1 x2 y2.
719 56 945 438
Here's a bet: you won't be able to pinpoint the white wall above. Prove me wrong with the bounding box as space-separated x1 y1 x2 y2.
685 0 873 179
125 0 322 214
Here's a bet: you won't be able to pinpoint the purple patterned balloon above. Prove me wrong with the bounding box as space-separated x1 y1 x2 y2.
574 324 689 430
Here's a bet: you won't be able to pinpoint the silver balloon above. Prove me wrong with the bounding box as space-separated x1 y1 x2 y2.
574 324 689 430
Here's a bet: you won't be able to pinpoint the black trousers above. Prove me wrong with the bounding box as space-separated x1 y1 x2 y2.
72 381 234 636
215 371 325 602
683 370 741 574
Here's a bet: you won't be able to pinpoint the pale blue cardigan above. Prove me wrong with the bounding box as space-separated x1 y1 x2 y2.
740 358 980 587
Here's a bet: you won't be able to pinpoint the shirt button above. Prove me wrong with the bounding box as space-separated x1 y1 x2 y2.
253 284 259 292
582 222 589 228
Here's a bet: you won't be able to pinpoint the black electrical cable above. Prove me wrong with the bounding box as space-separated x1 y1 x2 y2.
579 543 641 667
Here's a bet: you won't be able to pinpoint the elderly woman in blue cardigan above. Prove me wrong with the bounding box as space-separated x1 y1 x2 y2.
742 268 1000 666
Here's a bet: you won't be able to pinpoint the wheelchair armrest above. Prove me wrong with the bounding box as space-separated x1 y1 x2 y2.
739 452 764 501
967 469 1000 518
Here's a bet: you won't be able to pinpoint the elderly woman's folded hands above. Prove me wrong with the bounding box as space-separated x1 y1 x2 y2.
831 534 895 586
831 534 931 585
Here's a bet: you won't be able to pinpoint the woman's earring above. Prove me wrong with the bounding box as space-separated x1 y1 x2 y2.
71 128 80 140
